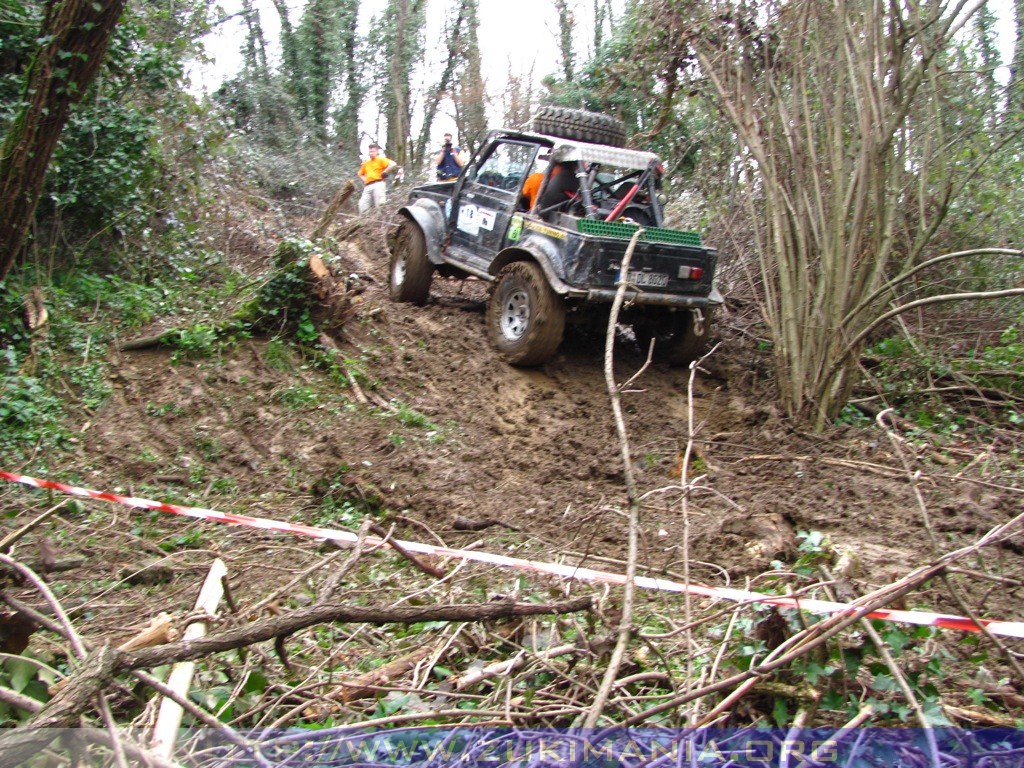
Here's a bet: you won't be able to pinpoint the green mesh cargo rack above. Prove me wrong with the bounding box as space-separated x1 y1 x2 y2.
576 218 702 247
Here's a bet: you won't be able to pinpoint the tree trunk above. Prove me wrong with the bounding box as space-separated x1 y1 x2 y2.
240 0 268 74
383 0 425 168
306 2 330 136
414 0 469 166
0 0 126 282
688 0 986 427
455 0 486 154
553 0 575 82
269 0 307 121
1011 0 1024 118
337 0 363 161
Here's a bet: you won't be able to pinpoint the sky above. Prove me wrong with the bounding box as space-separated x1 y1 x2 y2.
189 0 1018 149
188 0 621 148
189 1 615 98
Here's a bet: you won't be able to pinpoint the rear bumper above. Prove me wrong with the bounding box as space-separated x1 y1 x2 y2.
579 285 724 308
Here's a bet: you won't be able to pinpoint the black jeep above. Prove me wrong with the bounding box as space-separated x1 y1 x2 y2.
388 108 723 366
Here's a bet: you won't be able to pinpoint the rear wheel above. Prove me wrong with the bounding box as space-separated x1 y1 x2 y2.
634 308 714 366
487 261 566 366
389 219 433 305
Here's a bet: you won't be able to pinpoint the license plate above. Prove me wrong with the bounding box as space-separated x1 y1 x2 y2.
626 270 669 288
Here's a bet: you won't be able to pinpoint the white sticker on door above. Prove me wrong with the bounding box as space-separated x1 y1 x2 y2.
478 208 496 231
457 204 479 236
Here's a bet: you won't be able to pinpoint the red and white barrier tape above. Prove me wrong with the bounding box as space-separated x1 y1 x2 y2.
3 470 1023 638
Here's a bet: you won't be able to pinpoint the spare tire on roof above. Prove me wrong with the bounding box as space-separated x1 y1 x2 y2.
530 106 627 148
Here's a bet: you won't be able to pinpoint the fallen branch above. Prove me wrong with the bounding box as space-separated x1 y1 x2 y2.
121 597 592 671
310 180 355 241
452 516 521 532
337 645 434 703
367 521 446 579
615 501 1024 727
454 643 578 690
736 454 907 478
0 593 588 764
0 499 69 552
0 645 116 764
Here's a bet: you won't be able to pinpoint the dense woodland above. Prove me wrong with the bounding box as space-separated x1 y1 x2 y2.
1 0 1024 764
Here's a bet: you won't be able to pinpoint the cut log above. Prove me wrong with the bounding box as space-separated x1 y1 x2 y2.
117 613 178 652
150 559 227 759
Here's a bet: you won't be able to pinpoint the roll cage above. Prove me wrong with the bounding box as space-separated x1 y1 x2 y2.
466 130 667 227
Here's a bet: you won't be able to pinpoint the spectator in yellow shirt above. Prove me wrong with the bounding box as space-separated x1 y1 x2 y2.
358 143 399 214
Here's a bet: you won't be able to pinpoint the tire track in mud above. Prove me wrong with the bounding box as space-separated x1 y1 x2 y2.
364 277 731 564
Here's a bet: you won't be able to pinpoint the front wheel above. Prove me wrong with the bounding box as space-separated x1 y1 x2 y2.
487 262 566 366
389 219 433 305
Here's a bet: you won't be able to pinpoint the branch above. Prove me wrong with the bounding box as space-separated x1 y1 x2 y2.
841 248 1022 328
825 287 1024 393
585 229 645 728
615 501 1024 727
121 598 592 671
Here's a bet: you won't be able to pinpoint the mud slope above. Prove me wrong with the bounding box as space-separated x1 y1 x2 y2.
46 235 1021 631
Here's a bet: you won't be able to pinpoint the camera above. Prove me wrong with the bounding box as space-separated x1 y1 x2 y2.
443 141 452 151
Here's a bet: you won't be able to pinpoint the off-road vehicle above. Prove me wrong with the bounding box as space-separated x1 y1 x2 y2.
388 107 723 366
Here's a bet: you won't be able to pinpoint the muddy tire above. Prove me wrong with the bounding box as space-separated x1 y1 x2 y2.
487 261 566 366
389 219 433 305
530 106 627 148
635 308 715 366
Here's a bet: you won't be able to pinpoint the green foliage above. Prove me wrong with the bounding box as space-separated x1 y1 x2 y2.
197 667 270 724
835 403 872 427
158 528 205 552
169 323 222 362
0 238 251 462
0 653 58 723
374 0 426 166
1 1 212 271
275 385 319 409
295 0 358 137
542 6 704 185
0 350 68 456
862 328 1024 434
391 401 437 430
214 74 300 145
215 0 364 154
0 0 41 125
791 530 831 577
262 337 297 371
246 239 320 335
313 466 387 527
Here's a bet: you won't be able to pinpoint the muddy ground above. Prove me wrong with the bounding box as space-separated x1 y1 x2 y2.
3 208 1023 730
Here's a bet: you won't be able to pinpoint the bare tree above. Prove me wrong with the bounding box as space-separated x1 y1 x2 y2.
553 0 575 82
1011 0 1024 117
381 0 426 168
414 0 471 167
0 0 125 281
500 65 537 130
688 0 996 428
453 0 486 154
